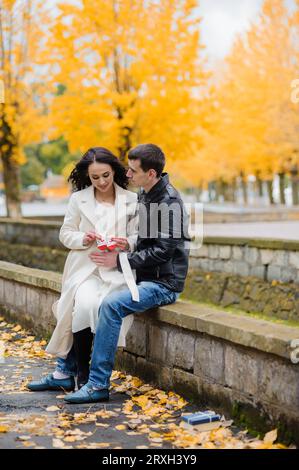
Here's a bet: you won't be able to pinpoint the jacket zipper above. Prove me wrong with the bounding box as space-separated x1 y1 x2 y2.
157 266 160 279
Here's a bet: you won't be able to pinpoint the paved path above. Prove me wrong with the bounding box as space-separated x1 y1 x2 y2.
1 363 192 449
0 318 290 450
0 337 184 449
204 221 299 240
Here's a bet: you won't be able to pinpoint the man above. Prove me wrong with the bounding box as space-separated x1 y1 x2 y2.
28 144 190 403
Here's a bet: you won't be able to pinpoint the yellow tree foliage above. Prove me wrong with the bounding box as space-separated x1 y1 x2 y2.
46 0 207 167
0 0 47 216
195 0 299 190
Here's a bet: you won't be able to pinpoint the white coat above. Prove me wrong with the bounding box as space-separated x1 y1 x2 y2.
45 183 139 359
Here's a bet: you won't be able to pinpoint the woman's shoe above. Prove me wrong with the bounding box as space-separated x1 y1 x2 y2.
27 373 75 392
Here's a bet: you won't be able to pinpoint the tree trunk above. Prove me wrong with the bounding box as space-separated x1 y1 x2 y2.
255 172 263 198
278 172 286 205
1 151 22 217
290 166 299 206
0 111 22 218
115 102 133 162
115 103 132 163
215 179 223 201
113 52 135 163
266 179 275 205
195 185 202 201
208 181 216 201
117 126 132 163
240 172 248 204
224 179 236 202
219 179 226 201
231 177 237 202
222 181 230 201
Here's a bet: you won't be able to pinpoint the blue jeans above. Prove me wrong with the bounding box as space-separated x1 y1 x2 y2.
56 281 179 386
56 346 77 377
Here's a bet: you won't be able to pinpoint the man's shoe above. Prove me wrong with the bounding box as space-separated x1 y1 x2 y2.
64 383 109 404
27 373 75 392
77 370 89 390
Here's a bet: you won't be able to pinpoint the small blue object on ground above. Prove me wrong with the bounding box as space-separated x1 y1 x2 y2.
182 411 221 425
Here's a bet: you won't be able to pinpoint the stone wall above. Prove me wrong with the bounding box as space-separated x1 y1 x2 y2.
191 237 299 284
0 260 298 445
0 261 60 336
185 237 299 322
184 270 299 323
0 240 67 272
203 208 299 223
1 218 299 322
0 218 61 248
1 218 298 283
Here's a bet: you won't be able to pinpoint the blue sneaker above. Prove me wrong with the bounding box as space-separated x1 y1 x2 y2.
64 383 109 404
27 373 75 392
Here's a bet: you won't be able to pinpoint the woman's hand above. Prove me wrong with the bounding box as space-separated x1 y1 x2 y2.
95 233 104 242
82 231 97 246
110 237 130 251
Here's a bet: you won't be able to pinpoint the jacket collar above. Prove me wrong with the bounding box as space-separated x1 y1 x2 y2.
139 173 169 203
77 183 136 227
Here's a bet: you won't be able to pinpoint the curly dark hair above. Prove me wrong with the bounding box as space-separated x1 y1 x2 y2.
68 147 129 191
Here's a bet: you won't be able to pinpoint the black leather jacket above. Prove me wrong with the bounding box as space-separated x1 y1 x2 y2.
117 173 190 292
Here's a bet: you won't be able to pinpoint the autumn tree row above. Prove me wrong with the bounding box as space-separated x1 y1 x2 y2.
0 0 299 216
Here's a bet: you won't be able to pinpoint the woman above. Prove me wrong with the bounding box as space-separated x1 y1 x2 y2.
44 147 139 389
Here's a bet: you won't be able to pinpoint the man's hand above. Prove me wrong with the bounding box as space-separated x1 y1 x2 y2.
89 251 118 268
110 237 129 251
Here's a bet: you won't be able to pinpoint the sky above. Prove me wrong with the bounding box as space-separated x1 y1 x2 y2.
48 0 297 62
199 0 296 62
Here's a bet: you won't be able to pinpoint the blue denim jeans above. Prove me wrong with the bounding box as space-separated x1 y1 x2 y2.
55 281 179 385
56 346 77 377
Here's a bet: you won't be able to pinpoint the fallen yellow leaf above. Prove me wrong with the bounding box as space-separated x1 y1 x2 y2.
46 406 60 412
264 429 278 444
115 424 126 431
12 325 22 332
17 435 31 441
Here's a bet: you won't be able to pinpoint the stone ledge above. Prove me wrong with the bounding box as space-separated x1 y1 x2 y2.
150 301 299 361
203 236 299 251
0 261 61 293
1 260 298 443
1 261 298 361
0 217 60 228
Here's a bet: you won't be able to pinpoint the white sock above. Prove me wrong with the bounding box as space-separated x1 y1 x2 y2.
53 370 70 380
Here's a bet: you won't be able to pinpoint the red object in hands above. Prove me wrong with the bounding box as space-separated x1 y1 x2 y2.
107 239 117 251
96 237 117 251
96 239 108 251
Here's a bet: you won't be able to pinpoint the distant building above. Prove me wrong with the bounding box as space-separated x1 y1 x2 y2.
40 173 71 200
